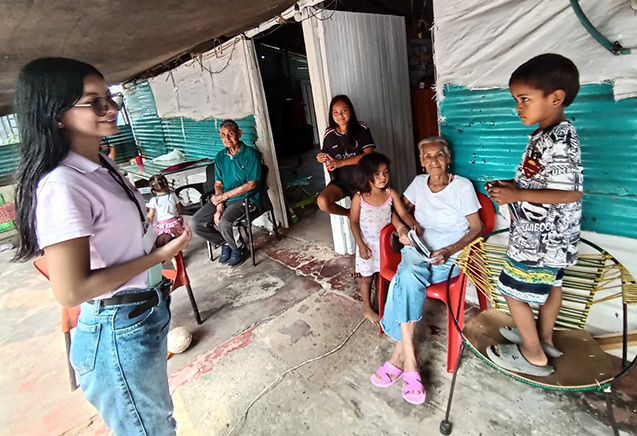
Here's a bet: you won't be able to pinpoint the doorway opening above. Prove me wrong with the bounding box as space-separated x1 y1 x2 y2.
253 0 437 235
255 22 324 225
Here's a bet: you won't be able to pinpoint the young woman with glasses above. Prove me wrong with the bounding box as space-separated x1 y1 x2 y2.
13 57 191 436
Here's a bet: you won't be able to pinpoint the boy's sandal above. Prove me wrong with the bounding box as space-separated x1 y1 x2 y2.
371 361 403 388
487 343 555 377
402 371 426 405
499 326 563 358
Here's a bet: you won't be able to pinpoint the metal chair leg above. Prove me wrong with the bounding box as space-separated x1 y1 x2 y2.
271 210 281 240
248 222 255 266
184 284 203 325
64 331 79 391
440 342 466 435
207 241 214 261
605 390 620 436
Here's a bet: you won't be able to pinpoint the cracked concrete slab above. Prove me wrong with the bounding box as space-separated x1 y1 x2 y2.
1 209 636 436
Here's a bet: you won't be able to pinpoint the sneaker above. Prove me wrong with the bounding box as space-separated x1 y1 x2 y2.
228 248 245 267
219 245 231 264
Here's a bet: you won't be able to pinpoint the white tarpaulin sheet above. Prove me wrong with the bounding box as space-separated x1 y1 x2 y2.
433 0 637 100
149 36 254 119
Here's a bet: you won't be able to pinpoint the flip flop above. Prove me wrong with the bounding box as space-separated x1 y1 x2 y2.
499 326 563 358
370 361 404 388
487 343 554 377
402 371 426 405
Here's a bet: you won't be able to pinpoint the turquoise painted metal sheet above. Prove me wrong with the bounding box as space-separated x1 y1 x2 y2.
161 116 258 161
0 144 19 179
439 83 637 239
123 80 258 161
123 81 168 159
0 125 137 179
102 124 138 163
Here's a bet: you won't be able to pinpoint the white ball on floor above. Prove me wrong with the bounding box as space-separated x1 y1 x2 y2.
167 326 193 354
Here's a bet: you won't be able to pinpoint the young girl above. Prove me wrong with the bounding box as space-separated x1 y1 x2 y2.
13 57 191 436
350 152 418 324
147 174 184 247
316 95 375 216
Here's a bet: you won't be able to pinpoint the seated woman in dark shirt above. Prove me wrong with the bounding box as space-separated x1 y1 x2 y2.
316 95 375 216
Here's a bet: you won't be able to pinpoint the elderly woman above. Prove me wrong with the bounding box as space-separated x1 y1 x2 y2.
371 137 483 405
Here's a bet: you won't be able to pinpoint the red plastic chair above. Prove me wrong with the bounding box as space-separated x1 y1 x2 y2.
162 252 203 325
378 191 495 373
33 257 81 390
33 251 201 390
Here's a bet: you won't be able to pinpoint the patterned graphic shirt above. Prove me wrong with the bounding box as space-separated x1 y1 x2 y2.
507 121 584 268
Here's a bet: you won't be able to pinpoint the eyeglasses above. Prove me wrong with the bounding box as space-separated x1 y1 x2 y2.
73 93 124 117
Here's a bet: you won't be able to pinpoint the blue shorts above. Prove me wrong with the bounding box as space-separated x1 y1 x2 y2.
497 255 564 305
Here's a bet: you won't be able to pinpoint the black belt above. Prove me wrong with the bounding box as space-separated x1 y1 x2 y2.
88 281 171 319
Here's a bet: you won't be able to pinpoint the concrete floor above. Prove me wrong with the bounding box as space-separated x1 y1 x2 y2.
1 209 636 436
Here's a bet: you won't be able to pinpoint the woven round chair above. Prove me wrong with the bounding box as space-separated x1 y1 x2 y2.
439 229 637 436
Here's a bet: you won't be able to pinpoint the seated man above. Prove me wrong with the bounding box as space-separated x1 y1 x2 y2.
192 119 261 267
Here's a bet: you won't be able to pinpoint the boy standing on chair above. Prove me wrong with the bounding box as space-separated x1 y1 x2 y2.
486 54 583 377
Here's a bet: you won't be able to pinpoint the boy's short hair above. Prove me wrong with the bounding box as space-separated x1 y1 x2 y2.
509 54 580 107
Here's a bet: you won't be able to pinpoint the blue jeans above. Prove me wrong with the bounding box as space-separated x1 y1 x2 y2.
71 283 176 436
380 245 459 341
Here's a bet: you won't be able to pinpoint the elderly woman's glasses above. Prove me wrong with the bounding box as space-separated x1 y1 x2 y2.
73 93 124 117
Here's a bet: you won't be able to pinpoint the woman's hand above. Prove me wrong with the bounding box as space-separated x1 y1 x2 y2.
324 156 341 171
412 224 424 236
397 227 411 246
170 223 185 238
358 243 372 259
316 153 329 164
429 246 452 265
157 225 192 261
487 179 520 205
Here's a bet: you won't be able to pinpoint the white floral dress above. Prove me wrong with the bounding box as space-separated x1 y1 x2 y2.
355 190 393 277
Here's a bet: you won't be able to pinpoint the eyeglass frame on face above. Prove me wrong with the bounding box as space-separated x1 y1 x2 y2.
72 93 124 117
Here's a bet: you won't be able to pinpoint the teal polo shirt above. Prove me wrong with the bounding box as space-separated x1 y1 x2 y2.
214 142 261 205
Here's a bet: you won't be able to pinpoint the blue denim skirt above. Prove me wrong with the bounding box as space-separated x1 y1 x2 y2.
70 281 176 436
380 245 459 341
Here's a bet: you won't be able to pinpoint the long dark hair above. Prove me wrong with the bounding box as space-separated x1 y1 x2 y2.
354 152 391 194
328 95 362 152
14 57 103 260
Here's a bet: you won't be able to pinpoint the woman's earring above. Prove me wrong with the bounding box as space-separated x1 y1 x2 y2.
57 122 63 128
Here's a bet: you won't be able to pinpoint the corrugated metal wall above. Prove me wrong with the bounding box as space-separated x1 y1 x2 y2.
0 144 19 179
0 124 137 178
102 124 138 163
123 81 169 158
0 81 259 180
256 44 309 83
319 11 415 193
124 80 258 161
439 83 637 239
302 10 414 254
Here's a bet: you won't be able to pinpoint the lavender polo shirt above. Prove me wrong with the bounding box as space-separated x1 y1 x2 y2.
35 151 154 299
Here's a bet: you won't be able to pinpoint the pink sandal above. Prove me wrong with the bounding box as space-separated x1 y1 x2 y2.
402 371 426 405
370 361 404 388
